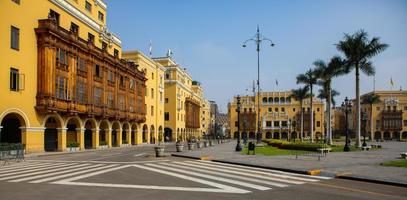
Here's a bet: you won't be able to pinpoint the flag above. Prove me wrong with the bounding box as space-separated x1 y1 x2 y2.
275 79 278 86
149 40 152 57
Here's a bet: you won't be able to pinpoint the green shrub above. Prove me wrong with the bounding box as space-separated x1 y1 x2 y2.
0 143 24 150
264 139 289 148
67 141 79 148
99 141 107 146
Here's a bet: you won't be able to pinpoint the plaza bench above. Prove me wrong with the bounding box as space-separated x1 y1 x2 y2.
361 146 372 151
295 152 326 161
317 148 332 154
401 152 407 159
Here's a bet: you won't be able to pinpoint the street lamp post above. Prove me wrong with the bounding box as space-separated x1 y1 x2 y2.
341 97 352 152
243 25 275 143
361 112 368 147
235 95 242 151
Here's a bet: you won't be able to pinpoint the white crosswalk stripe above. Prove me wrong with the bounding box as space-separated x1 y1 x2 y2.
0 160 329 193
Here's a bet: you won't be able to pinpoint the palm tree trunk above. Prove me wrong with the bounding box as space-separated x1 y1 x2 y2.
310 84 314 143
328 86 332 145
356 66 361 147
301 101 304 143
370 103 374 141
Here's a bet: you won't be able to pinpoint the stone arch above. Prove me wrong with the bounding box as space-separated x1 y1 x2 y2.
266 132 272 139
274 97 279 104
393 131 400 140
402 131 407 139
150 125 155 144
249 131 255 139
84 119 96 149
374 131 382 140
384 131 391 140
65 117 82 147
112 121 121 147
0 108 30 127
273 132 279 139
44 115 63 152
142 124 148 143
262 97 267 103
281 132 288 140
42 114 64 128
268 97 273 103
164 127 173 142
0 112 27 144
131 123 138 145
122 122 130 144
99 120 110 146
280 97 285 104
315 132 322 141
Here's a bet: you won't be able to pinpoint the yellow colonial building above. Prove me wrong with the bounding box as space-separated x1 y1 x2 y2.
153 56 205 142
347 90 407 141
229 91 325 140
122 51 166 144
0 0 147 153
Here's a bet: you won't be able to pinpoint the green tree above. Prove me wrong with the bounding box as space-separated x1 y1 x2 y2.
314 56 347 144
337 30 388 147
361 93 381 141
290 86 310 142
297 69 318 142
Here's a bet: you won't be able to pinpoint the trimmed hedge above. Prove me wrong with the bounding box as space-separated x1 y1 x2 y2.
263 139 326 152
67 141 80 148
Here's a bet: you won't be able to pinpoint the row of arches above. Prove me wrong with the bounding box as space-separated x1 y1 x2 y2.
232 131 323 140
162 127 202 142
262 97 291 104
373 131 407 141
0 111 164 152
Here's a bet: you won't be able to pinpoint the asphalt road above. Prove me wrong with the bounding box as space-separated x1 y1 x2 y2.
0 144 406 200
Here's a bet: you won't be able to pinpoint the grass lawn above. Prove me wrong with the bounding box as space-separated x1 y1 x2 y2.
381 160 407 168
329 145 361 152
242 145 313 156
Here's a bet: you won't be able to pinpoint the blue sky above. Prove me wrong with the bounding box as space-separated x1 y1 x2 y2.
106 0 407 112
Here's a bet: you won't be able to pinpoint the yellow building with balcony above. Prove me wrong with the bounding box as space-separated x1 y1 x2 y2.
122 51 166 144
153 56 203 142
346 90 407 141
0 0 146 153
229 91 325 141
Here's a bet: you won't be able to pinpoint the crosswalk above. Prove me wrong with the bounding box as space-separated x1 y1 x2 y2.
0 160 330 193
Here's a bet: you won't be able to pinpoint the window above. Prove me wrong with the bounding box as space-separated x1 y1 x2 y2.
275 107 278 112
118 95 125 110
393 106 397 110
152 73 154 80
98 11 104 21
268 108 272 112
151 88 154 99
107 71 114 83
76 57 87 74
404 106 407 111
93 87 102 106
76 80 86 104
11 26 19 50
281 107 285 112
376 106 380 111
317 108 320 112
235 121 238 127
317 121 321 127
282 121 288 127
293 108 296 112
129 79 135 90
10 68 19 91
165 73 170 79
129 98 134 112
85 1 92 12
165 98 169 103
56 48 68 70
49 10 60 25
151 106 154 116
102 42 107 51
88 33 94 44
165 112 170 121
94 64 102 78
376 120 380 130
120 76 125 87
107 91 114 108
55 76 68 100
274 121 280 127
114 49 119 58
12 0 20 4
404 120 407 127
70 22 79 35
266 121 272 127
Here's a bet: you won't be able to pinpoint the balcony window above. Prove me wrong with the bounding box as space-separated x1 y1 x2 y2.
70 22 79 35
55 76 68 100
108 71 115 83
76 57 87 74
114 49 119 58
129 99 134 112
88 33 95 44
151 106 154 116
10 68 19 91
93 87 102 106
120 76 125 88
107 91 114 108
266 121 272 127
118 95 125 110
317 121 320 127
11 26 19 50
98 11 104 21
76 80 86 104
129 79 135 91
274 121 280 127
94 64 102 78
102 42 107 51
165 112 170 121
49 9 60 25
56 48 68 70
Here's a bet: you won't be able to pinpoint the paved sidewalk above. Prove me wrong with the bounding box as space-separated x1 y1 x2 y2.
172 140 407 186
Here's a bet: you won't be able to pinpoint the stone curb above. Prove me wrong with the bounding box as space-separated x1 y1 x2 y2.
336 174 407 188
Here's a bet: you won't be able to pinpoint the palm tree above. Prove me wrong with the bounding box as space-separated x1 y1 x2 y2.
290 86 310 142
362 93 381 141
337 30 388 147
317 84 340 144
314 56 347 145
297 69 318 142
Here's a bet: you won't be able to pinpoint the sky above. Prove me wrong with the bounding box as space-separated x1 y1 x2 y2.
106 0 407 113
